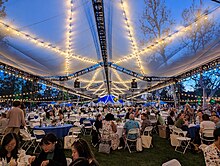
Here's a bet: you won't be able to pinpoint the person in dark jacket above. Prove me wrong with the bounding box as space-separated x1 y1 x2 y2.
92 114 102 146
167 111 175 125
94 114 102 132
29 133 67 166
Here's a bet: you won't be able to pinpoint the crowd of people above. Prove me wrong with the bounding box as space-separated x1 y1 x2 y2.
1 100 220 165
0 101 100 166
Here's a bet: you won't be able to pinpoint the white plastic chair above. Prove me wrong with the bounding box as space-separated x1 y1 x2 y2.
33 130 46 153
83 120 92 135
173 129 191 154
200 128 215 144
20 129 36 153
125 128 140 153
162 159 181 166
143 126 153 136
68 127 81 137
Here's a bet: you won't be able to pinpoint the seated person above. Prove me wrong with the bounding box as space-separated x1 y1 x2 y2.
0 113 8 134
174 113 188 131
125 108 133 119
167 111 175 125
29 133 67 166
212 115 220 128
70 138 99 166
101 113 119 150
156 112 165 126
124 114 140 139
200 114 215 134
0 133 19 165
58 110 64 122
204 128 220 166
140 113 151 134
195 110 203 125
134 108 141 118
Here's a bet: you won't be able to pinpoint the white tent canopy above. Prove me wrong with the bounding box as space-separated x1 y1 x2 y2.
0 0 219 99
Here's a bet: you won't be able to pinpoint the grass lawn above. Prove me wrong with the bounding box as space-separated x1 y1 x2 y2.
64 135 205 166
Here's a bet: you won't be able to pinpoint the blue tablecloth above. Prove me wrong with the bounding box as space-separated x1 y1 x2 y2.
188 125 200 139
34 124 73 139
117 114 125 118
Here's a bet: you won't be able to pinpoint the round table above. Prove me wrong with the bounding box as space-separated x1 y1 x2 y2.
34 124 73 138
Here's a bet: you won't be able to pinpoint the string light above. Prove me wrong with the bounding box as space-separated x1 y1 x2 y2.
97 90 107 97
79 79 103 83
85 68 101 90
120 0 145 74
0 22 97 64
114 6 220 64
113 80 131 84
65 0 76 74
112 69 129 89
92 83 104 94
112 83 126 94
0 91 39 99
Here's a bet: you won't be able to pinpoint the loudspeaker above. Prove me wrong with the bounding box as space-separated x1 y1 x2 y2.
74 80 80 88
131 80 137 88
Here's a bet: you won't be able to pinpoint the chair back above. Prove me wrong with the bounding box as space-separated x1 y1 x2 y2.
127 128 139 140
173 128 184 136
33 130 45 136
162 159 181 166
83 120 91 126
202 128 215 138
143 126 153 136
68 127 81 135
20 129 32 140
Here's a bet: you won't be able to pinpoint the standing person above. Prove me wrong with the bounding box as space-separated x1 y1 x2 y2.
5 101 26 135
94 114 102 132
0 133 19 165
70 138 99 166
28 133 67 166
92 114 102 147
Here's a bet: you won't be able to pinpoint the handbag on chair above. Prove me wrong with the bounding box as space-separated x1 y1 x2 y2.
98 143 111 154
64 136 76 149
170 134 179 147
136 137 143 152
141 135 152 148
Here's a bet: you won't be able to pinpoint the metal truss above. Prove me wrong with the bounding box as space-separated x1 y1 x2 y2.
0 62 92 99
42 61 174 82
42 63 102 81
109 62 174 81
127 57 220 98
92 0 110 94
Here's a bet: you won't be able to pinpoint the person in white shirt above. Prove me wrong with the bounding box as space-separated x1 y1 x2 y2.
200 114 216 134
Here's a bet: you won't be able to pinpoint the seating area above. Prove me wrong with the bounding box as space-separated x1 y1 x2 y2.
63 134 205 166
